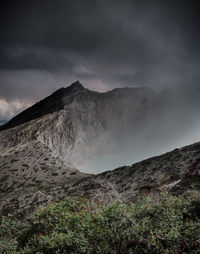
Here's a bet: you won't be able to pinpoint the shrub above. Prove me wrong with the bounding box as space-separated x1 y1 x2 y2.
0 214 21 253
0 193 199 253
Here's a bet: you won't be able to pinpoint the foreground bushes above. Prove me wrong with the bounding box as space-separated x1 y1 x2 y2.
0 192 200 253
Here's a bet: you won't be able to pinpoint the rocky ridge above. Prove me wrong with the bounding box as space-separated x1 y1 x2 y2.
0 81 199 218
0 81 157 167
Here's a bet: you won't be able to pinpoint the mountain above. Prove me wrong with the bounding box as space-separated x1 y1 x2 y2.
1 141 200 218
0 81 157 167
70 142 200 200
0 81 199 218
0 82 85 132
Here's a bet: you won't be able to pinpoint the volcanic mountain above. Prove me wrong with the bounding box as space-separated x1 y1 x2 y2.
0 81 199 218
0 81 157 167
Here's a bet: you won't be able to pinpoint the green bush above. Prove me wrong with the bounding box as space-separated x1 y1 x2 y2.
0 193 199 253
0 214 21 253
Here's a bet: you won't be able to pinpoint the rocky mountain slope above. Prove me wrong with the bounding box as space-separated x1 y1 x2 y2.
72 142 200 200
0 81 157 168
0 81 199 218
0 81 156 215
0 141 200 218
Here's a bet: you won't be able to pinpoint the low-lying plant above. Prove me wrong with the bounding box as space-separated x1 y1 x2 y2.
0 192 199 253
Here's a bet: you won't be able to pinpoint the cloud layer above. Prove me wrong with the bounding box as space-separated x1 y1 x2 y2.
0 97 33 119
0 0 200 103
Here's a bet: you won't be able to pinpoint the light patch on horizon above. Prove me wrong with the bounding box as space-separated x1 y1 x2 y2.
0 98 34 120
83 79 110 92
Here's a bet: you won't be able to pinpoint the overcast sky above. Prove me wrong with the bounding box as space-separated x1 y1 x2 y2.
0 0 200 119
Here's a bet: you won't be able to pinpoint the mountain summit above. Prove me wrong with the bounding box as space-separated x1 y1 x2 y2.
0 81 85 131
69 80 85 90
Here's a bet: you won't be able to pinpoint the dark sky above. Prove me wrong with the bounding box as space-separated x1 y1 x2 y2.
0 0 200 119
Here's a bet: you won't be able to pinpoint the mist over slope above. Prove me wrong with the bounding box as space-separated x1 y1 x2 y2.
1 81 200 173
0 81 200 217
0 81 157 172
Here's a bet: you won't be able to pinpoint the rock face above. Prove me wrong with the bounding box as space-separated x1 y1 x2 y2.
0 82 85 131
0 81 157 166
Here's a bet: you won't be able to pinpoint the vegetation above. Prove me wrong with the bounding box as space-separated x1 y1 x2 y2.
0 192 199 253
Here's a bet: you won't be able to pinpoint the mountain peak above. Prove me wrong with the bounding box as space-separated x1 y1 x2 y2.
0 81 153 132
0 81 86 131
69 80 84 90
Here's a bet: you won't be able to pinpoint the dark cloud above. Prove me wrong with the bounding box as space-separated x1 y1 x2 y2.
0 47 76 71
0 0 200 105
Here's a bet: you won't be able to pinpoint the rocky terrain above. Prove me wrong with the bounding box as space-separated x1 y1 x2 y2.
0 81 157 166
73 142 200 200
0 81 199 218
0 141 200 218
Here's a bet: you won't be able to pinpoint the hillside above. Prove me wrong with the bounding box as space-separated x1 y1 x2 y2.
1 141 200 218
1 193 200 253
0 81 199 218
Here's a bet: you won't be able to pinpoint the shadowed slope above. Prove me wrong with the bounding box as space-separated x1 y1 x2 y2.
0 81 84 131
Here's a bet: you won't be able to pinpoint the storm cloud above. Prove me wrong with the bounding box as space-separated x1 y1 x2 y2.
1 0 200 99
0 0 199 122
